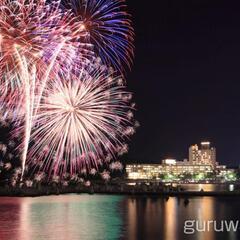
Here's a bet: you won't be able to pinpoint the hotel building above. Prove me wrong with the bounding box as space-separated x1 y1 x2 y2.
189 142 216 166
126 142 232 181
126 160 213 180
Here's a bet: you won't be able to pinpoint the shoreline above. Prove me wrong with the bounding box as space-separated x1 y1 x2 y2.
1 185 240 198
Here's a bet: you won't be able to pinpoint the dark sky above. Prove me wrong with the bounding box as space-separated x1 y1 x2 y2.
126 0 240 166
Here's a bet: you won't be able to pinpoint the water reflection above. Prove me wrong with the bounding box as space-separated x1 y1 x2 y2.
0 195 124 240
0 198 22 240
180 184 229 192
124 196 240 240
163 197 177 240
0 195 239 240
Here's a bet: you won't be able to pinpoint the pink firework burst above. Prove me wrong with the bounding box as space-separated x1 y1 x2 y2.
0 0 136 180
0 0 96 178
0 0 93 119
26 64 136 177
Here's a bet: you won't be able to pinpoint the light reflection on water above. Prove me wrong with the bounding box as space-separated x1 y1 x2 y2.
124 196 240 240
180 183 232 192
0 195 123 240
0 194 239 240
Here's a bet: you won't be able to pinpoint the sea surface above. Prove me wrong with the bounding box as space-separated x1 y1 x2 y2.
0 192 239 240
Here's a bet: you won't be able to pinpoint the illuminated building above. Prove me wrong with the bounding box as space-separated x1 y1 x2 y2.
189 142 216 166
126 142 234 181
126 161 213 180
162 159 176 165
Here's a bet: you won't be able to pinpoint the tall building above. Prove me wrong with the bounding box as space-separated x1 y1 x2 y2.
125 141 226 181
189 144 200 164
189 142 216 166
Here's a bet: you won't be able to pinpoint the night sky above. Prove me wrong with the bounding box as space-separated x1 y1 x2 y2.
126 0 240 166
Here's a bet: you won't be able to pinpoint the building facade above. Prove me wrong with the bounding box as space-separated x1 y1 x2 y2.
126 142 234 181
189 142 216 166
126 161 213 180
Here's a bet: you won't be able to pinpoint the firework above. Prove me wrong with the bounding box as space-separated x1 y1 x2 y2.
62 0 135 74
0 0 63 97
0 0 92 122
70 174 79 182
0 0 61 177
25 65 135 177
0 127 20 161
52 175 60 183
0 0 45 88
109 161 123 171
0 0 91 92
85 180 91 187
101 170 111 181
0 143 7 155
90 168 97 175
25 180 33 187
0 0 136 180
14 167 22 175
0 0 95 178
11 179 17 187
4 162 11 170
34 172 46 182
62 180 69 187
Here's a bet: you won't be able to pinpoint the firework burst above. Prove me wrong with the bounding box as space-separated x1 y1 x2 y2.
0 0 136 180
62 0 135 74
26 64 135 177
0 0 93 119
0 0 96 178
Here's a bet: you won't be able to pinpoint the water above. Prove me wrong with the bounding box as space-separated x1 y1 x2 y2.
0 194 239 240
180 183 236 192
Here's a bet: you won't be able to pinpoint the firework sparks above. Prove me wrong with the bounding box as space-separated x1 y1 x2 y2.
101 170 111 181
62 0 135 74
26 65 135 177
0 0 136 180
90 168 97 175
0 0 62 177
34 172 46 182
25 180 33 187
109 161 123 171
4 162 11 170
0 0 95 178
